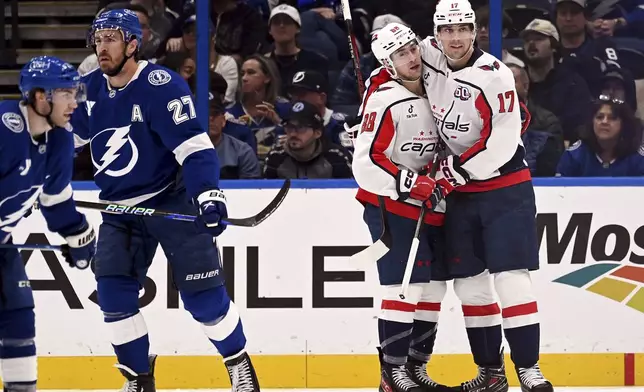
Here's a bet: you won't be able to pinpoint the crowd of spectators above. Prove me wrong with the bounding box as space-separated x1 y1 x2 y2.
73 0 644 180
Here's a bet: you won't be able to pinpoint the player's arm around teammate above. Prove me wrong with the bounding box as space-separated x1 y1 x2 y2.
352 24 453 392
415 2 552 392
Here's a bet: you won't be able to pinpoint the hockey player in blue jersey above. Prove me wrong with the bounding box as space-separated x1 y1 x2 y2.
0 56 97 392
71 9 260 392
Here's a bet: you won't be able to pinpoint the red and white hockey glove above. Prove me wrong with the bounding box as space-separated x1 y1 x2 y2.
396 169 437 208
429 155 470 206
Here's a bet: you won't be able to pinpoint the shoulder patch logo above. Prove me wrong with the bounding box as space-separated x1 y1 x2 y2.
478 61 500 71
2 112 24 133
148 69 172 86
567 140 582 151
331 111 346 121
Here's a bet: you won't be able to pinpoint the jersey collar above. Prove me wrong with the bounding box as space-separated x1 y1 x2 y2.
103 60 149 92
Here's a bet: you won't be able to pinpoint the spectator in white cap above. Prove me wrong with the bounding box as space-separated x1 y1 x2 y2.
521 18 593 144
266 4 329 96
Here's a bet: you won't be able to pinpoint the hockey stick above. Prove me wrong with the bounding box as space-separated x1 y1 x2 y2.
339 0 394 266
340 0 365 99
0 243 62 251
399 155 441 300
69 179 290 227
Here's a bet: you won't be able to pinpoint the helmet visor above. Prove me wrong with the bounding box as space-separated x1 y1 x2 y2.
390 40 420 67
51 83 87 105
87 28 125 47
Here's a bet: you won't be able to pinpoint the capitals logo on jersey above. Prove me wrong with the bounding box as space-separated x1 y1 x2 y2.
91 124 139 177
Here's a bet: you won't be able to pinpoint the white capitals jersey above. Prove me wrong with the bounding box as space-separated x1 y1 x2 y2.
419 38 531 192
353 72 444 225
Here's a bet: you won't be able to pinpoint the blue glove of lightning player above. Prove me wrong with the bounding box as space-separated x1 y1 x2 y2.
195 189 228 237
60 216 97 270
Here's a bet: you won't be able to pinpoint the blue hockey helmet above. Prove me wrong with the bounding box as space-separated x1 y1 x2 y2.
88 8 143 49
19 56 83 101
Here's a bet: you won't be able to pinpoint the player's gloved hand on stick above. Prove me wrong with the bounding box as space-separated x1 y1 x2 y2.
195 189 228 237
396 169 438 208
61 216 97 270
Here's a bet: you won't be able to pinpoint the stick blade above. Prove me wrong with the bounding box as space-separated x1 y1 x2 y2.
226 179 291 227
349 240 390 264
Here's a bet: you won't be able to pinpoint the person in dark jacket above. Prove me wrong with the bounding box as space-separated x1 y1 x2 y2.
263 101 352 179
521 18 593 144
556 95 644 176
510 64 564 177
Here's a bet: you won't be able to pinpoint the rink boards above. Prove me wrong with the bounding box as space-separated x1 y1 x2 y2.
8 180 644 388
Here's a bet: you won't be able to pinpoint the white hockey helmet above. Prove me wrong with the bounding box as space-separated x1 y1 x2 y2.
433 0 477 37
371 22 418 77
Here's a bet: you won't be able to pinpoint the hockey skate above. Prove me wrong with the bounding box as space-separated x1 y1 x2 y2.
453 351 508 392
517 364 553 392
3 382 36 392
114 354 157 392
225 351 260 392
406 359 452 392
377 348 423 392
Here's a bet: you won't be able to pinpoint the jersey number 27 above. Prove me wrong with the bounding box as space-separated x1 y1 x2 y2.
167 95 196 125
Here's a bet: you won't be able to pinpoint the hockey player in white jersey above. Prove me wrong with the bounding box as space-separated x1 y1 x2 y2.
356 2 552 390
352 23 452 392
0 56 97 392
419 2 549 391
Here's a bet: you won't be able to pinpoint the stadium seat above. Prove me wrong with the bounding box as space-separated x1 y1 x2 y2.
503 0 551 37
503 38 526 61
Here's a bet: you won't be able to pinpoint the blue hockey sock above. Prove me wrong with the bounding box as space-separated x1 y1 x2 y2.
462 304 503 367
98 277 150 374
0 309 37 384
181 285 247 359
408 319 437 362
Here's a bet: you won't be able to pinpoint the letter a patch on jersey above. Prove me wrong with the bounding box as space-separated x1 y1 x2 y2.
131 105 143 122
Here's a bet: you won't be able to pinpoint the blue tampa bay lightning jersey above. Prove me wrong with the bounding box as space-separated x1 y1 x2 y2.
556 140 644 177
71 61 220 205
0 101 84 243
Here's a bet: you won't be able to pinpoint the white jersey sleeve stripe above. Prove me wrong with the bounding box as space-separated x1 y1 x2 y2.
39 184 73 207
172 132 214 165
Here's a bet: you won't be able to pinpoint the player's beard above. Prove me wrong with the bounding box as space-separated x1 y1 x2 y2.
100 48 131 77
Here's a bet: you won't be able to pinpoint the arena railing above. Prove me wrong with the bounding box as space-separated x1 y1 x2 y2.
0 0 19 67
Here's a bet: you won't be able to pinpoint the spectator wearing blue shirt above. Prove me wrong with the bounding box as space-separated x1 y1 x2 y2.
225 55 291 157
556 95 644 176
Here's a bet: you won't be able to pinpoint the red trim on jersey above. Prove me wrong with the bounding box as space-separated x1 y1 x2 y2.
417 302 441 312
355 189 445 226
460 93 493 163
457 168 531 192
381 299 416 312
462 303 501 317
502 301 538 318
369 109 399 177
359 68 392 115
520 102 531 135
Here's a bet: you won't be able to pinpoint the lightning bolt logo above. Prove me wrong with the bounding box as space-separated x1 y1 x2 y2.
0 186 42 233
91 125 139 177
